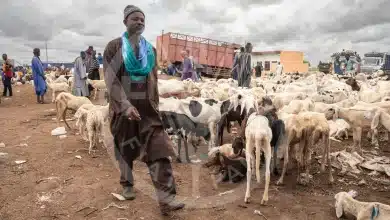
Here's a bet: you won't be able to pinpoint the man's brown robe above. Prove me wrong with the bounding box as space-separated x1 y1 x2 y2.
103 37 176 164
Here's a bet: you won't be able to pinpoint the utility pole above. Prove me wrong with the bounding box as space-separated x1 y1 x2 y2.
45 40 48 64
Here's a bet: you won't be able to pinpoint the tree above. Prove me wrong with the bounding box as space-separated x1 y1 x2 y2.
303 60 311 67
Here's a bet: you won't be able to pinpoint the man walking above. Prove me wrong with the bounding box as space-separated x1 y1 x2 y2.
2 53 13 97
103 5 184 216
31 48 47 103
73 52 89 97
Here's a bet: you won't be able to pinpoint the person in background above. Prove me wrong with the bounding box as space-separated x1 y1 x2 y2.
345 54 356 75
237 43 252 87
103 4 184 216
274 62 283 80
85 46 93 76
88 50 100 80
167 61 177 76
180 50 196 81
255 61 262 78
73 51 89 97
232 47 244 80
87 50 100 95
31 48 47 104
186 49 199 81
97 52 103 65
2 53 13 97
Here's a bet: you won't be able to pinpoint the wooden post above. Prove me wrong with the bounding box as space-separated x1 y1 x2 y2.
160 30 164 63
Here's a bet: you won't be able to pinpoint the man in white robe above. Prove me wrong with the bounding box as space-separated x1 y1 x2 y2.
275 62 283 79
73 51 89 97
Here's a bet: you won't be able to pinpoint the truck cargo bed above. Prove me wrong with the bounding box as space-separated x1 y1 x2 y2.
156 32 240 77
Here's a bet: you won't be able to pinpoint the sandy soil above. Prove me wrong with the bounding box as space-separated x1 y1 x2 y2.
0 84 389 220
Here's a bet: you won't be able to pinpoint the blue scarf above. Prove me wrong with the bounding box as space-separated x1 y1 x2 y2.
121 32 155 81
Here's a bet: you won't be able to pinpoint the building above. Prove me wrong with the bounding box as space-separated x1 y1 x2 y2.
251 50 309 74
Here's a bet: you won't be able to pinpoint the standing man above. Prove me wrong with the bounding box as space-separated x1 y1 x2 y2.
85 46 93 77
232 47 244 80
97 52 103 65
88 50 100 80
2 53 13 97
73 51 89 97
180 50 196 81
31 48 47 104
345 54 356 76
238 43 252 87
103 5 184 216
334 56 342 75
275 62 283 78
255 61 262 78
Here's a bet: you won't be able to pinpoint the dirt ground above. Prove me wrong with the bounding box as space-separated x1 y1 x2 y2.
1 84 390 220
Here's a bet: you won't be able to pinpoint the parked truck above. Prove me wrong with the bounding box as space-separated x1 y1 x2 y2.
156 32 241 78
382 53 390 75
317 61 332 74
361 52 386 74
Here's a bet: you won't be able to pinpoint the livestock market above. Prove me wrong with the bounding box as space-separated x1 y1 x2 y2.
1 2 390 220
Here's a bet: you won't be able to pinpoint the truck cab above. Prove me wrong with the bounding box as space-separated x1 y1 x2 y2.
361 52 386 74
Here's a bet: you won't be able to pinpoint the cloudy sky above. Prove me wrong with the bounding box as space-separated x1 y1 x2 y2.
1 0 389 65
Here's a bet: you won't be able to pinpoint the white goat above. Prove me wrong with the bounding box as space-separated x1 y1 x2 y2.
46 80 70 103
87 79 107 100
277 111 333 185
74 103 99 140
55 92 93 129
86 104 109 154
335 190 390 220
243 110 272 205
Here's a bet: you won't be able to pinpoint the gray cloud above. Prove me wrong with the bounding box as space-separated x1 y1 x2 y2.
188 4 237 24
232 0 284 9
0 1 86 41
318 0 390 33
0 0 389 65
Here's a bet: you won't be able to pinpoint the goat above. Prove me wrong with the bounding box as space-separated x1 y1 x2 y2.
364 107 390 134
46 80 70 103
74 103 97 140
276 111 334 186
335 190 390 220
55 92 93 129
242 107 272 205
160 111 210 163
87 79 107 100
86 105 109 154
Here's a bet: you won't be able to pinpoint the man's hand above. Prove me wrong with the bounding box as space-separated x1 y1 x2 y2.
125 106 141 121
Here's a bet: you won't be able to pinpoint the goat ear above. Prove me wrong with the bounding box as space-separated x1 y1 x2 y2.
371 110 380 130
335 199 344 218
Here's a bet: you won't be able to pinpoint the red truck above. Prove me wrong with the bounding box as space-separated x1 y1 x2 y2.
156 32 241 77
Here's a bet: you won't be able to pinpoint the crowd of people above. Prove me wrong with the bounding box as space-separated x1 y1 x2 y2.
159 42 287 88
0 45 105 103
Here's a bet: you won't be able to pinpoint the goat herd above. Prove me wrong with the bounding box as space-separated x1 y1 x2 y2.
38 69 390 219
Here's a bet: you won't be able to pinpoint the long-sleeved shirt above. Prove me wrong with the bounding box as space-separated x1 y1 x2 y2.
2 59 13 78
89 57 99 74
74 57 87 88
97 55 103 65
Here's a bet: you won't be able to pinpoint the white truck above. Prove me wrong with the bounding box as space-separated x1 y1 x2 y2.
361 52 386 74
